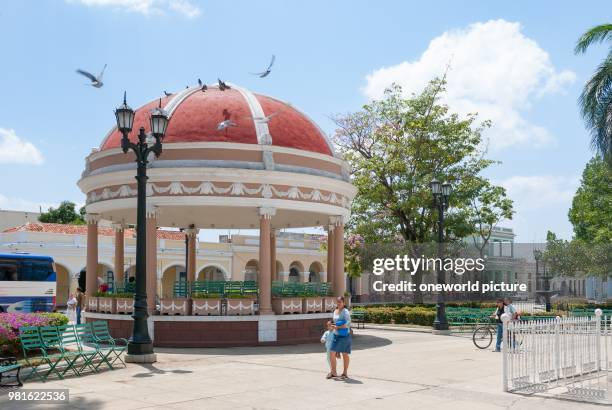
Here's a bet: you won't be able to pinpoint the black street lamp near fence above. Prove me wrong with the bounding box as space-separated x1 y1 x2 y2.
115 93 169 357
431 179 452 332
533 249 552 312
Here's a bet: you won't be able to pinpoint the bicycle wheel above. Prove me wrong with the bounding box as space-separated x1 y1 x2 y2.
472 326 493 349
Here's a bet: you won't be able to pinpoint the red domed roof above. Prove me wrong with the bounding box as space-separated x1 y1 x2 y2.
100 84 334 156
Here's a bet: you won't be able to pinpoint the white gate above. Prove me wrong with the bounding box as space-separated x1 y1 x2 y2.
502 310 611 404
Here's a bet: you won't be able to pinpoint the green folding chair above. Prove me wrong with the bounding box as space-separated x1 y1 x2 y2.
39 325 81 378
57 324 98 375
91 321 128 367
74 323 114 371
19 326 64 382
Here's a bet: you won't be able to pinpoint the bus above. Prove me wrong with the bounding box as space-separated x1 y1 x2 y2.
0 253 56 313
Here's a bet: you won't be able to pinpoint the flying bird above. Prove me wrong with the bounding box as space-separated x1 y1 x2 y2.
216 120 237 130
250 55 275 78
76 64 107 88
164 91 172 97
246 111 280 124
218 78 231 91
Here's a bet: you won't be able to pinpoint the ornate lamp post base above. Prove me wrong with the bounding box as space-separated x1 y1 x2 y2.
125 353 157 364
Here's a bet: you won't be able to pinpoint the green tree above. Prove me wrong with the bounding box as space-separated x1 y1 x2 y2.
39 201 85 225
332 79 511 301
465 176 514 258
568 156 612 243
575 24 612 163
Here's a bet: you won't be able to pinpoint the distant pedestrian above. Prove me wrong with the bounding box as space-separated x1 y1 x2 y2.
492 298 505 352
66 293 77 324
75 287 84 324
504 297 519 320
320 320 334 378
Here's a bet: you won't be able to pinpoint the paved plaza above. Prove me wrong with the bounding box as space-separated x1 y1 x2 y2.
1 328 606 410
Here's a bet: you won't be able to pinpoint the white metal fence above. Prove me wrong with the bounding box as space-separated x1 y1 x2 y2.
512 301 545 314
502 310 611 404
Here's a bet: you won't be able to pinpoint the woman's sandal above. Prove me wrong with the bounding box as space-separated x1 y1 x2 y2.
340 373 348 380
326 373 337 379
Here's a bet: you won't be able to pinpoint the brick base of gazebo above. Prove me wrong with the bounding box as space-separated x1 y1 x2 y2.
84 312 330 347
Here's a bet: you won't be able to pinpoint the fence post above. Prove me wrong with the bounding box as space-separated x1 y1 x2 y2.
501 313 511 392
595 308 602 371
555 315 561 381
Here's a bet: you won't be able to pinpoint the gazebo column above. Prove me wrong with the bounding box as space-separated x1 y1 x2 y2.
258 207 275 315
270 230 277 281
331 216 345 297
86 214 99 300
186 227 197 283
146 205 158 314
113 223 125 285
327 225 335 286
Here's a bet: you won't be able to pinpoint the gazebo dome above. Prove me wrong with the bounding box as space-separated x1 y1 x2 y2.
100 84 335 156
79 83 355 230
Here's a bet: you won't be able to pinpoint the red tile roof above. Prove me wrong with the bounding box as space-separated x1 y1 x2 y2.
2 223 185 240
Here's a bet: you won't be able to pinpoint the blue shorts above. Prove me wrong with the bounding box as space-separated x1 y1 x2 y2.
331 333 352 354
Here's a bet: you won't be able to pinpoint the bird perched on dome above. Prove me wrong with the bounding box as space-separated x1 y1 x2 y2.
218 78 231 91
198 79 207 92
76 64 107 88
164 91 172 97
251 55 275 78
217 120 237 130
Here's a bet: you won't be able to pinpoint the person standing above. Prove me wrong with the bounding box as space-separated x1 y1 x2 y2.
75 287 84 325
329 296 352 379
320 320 335 378
492 299 505 352
66 293 77 324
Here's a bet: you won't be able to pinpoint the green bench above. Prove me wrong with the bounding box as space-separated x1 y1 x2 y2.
0 356 22 387
352 310 366 329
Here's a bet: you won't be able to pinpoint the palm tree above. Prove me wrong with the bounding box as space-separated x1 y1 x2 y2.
575 24 612 163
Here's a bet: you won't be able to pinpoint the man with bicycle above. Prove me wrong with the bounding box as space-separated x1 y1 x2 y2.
491 299 505 352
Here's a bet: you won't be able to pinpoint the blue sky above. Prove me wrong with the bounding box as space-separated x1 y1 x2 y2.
0 0 608 242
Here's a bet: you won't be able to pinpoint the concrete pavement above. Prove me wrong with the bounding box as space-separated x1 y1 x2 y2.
0 329 605 409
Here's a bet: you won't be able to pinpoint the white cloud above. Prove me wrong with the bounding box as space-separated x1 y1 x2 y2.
68 0 201 18
363 19 575 151
168 0 201 18
0 128 44 165
498 175 580 241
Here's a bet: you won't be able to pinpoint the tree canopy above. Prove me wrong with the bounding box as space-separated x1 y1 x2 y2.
575 23 612 163
333 79 512 245
568 156 612 243
39 201 86 225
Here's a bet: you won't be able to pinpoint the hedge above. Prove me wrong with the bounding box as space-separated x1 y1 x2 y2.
355 307 435 326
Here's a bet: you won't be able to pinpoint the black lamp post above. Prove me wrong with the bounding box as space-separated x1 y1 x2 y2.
533 249 552 312
115 92 169 356
431 179 452 331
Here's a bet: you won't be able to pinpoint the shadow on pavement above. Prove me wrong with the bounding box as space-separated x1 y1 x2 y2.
132 363 193 378
154 333 392 356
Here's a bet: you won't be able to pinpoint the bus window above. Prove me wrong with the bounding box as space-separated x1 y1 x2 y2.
20 260 54 281
0 260 19 281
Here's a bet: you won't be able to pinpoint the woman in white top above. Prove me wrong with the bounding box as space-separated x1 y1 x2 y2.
66 293 77 324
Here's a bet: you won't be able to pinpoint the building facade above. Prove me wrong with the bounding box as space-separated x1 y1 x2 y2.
0 223 328 307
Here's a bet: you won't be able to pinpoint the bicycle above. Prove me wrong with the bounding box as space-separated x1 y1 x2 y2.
472 320 496 349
